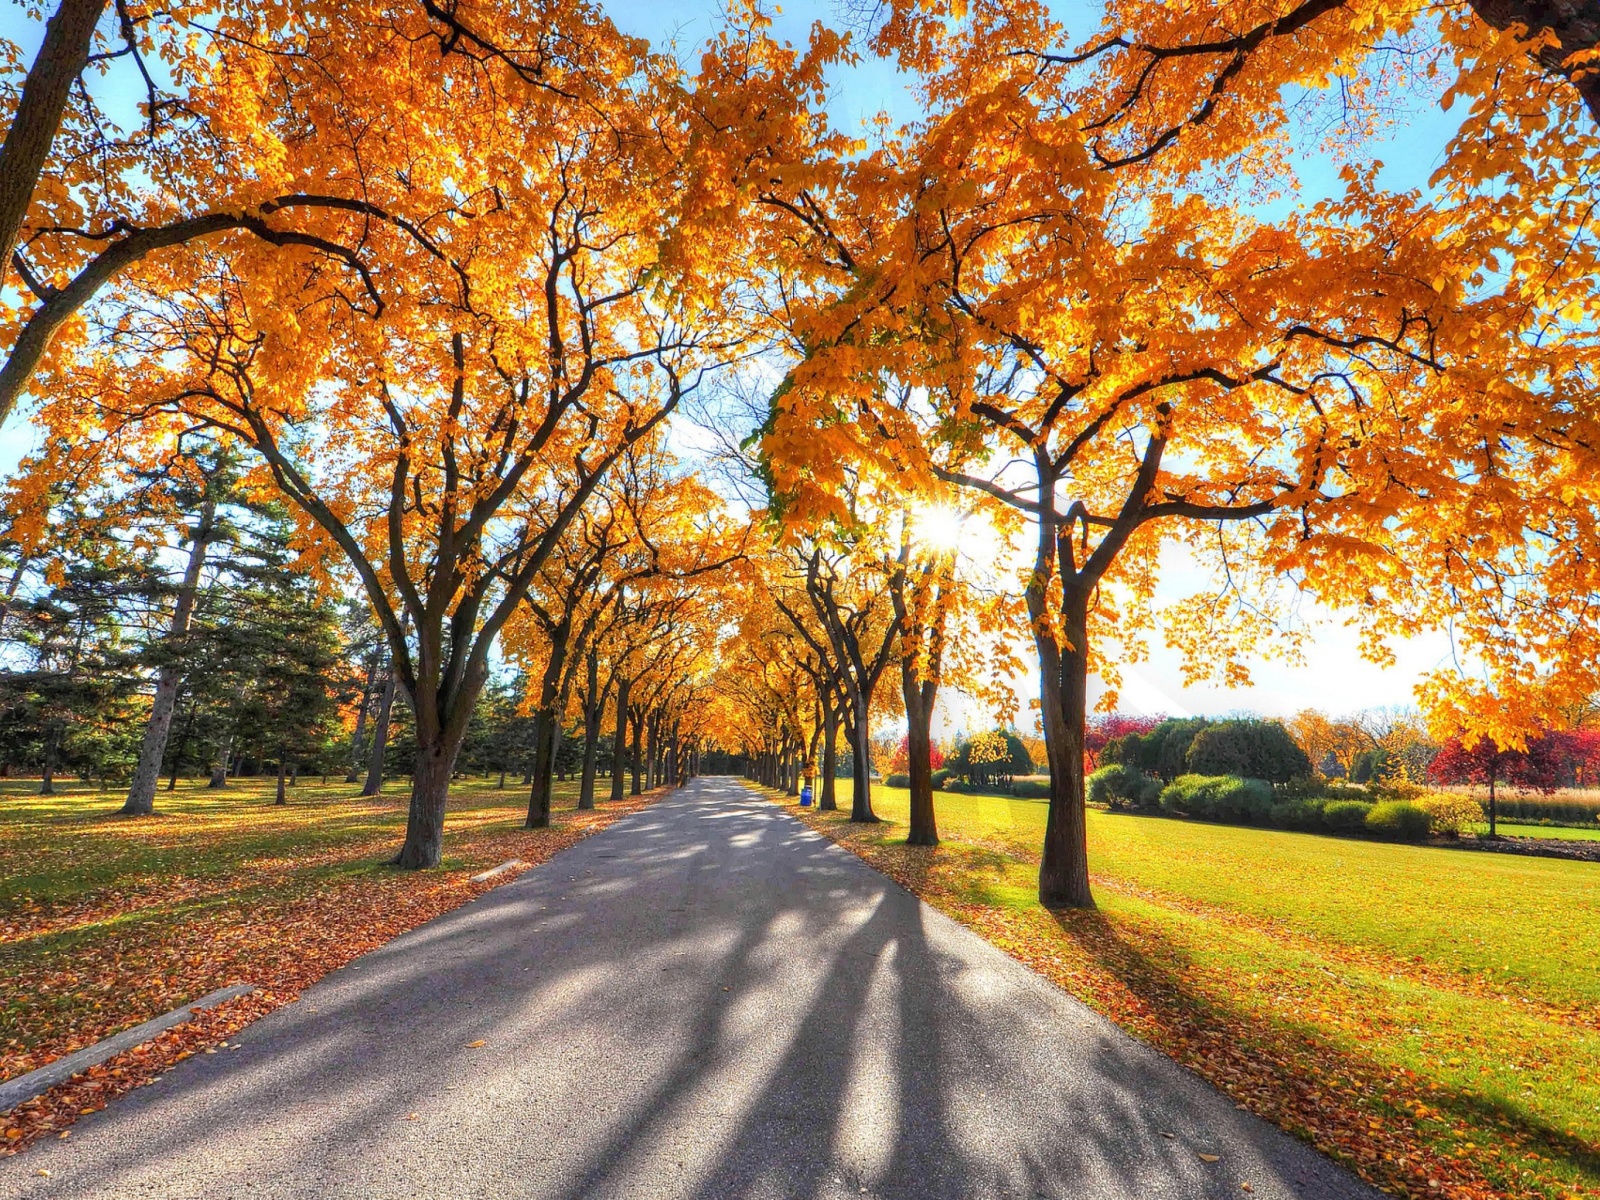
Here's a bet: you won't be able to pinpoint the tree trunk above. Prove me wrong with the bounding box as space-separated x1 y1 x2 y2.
1488 772 1498 838
849 693 878 823
820 704 838 811
124 498 215 816
630 707 643 795
346 658 378 783
362 666 397 797
1036 585 1094 909
611 677 630 802
578 650 603 810
903 663 939 847
0 0 109 376
275 757 288 805
525 707 559 828
208 730 233 788
391 739 460 869
39 722 59 795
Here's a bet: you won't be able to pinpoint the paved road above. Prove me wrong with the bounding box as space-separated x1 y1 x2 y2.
1 777 1380 1200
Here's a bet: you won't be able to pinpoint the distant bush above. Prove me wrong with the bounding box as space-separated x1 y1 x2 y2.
1269 798 1326 831
1365 800 1431 841
1010 779 1052 799
1416 792 1484 837
885 773 911 789
943 779 976 794
931 768 951 789
1276 776 1370 803
1088 763 1161 810
1322 799 1376 834
1186 720 1313 784
1160 774 1275 823
1103 718 1211 782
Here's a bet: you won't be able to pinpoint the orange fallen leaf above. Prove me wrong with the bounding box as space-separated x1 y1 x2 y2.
466 1040 486 1048
1198 1153 1221 1163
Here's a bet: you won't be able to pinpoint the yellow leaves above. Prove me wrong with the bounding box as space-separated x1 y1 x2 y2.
465 1040 486 1048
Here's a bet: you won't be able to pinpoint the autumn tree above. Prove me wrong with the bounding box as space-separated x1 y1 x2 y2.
18 2 753 867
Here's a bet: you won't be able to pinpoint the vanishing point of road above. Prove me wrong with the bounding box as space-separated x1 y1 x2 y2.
0 777 1379 1200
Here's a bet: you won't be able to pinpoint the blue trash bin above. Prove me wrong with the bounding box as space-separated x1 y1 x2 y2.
800 784 813 807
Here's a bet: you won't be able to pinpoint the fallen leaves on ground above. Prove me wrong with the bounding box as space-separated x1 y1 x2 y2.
0 785 666 1155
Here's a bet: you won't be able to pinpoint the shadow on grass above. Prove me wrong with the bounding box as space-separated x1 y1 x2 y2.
1045 905 1600 1197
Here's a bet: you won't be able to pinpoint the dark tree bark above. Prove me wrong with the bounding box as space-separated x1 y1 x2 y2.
577 648 603 809
611 676 630 802
124 497 215 816
820 702 839 811
275 757 288 805
0 0 109 367
346 658 379 783
362 666 397 797
630 704 643 795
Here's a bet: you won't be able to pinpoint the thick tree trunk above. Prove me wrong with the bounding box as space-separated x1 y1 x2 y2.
850 695 878 823
645 709 658 789
362 667 397 797
903 665 939 847
0 0 109 366
525 708 559 828
820 704 839 811
610 677 630 802
1036 586 1094 909
630 708 643 795
392 741 459 869
124 499 214 816
578 650 601 810
275 758 288 805
208 730 233 788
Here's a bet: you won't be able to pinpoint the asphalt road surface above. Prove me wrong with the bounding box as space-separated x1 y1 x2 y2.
0 777 1381 1200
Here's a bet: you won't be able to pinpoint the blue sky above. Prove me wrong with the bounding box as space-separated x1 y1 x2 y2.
1 0 1470 719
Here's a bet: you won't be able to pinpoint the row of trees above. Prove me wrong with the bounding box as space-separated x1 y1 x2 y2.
7 0 1600 905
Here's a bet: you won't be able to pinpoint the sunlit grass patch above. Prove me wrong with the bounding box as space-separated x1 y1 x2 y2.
790 780 1600 1200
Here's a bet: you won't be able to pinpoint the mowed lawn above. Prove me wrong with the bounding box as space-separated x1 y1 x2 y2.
799 783 1600 1200
0 773 650 1136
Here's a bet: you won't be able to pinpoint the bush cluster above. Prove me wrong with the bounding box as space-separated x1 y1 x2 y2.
1087 763 1161 810
885 772 911 788
1101 716 1312 783
1159 774 1275 822
1086 766 1451 844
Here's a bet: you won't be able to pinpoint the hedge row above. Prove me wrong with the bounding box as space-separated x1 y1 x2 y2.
1088 766 1456 842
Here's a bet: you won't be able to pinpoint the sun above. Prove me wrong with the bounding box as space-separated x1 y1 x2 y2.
912 503 967 553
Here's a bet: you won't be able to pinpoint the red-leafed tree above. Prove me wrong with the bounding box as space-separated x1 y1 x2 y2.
1084 714 1164 770
1428 733 1564 836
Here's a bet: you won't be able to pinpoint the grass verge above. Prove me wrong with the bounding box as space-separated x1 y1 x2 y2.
1 774 663 1153
782 781 1600 1200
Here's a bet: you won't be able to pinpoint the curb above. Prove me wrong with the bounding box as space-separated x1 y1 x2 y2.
0 983 256 1115
469 859 524 883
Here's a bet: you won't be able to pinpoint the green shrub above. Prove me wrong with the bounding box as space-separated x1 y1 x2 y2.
1269 798 1326 831
885 773 911 789
931 768 951 789
1185 720 1313 783
1104 718 1212 782
1088 763 1161 810
1322 799 1376 834
1276 777 1370 803
943 779 975 794
1010 779 1052 799
1365 800 1432 841
1160 774 1275 823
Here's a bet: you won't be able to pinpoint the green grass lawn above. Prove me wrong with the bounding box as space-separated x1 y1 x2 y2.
801 781 1600 1200
1494 821 1600 841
